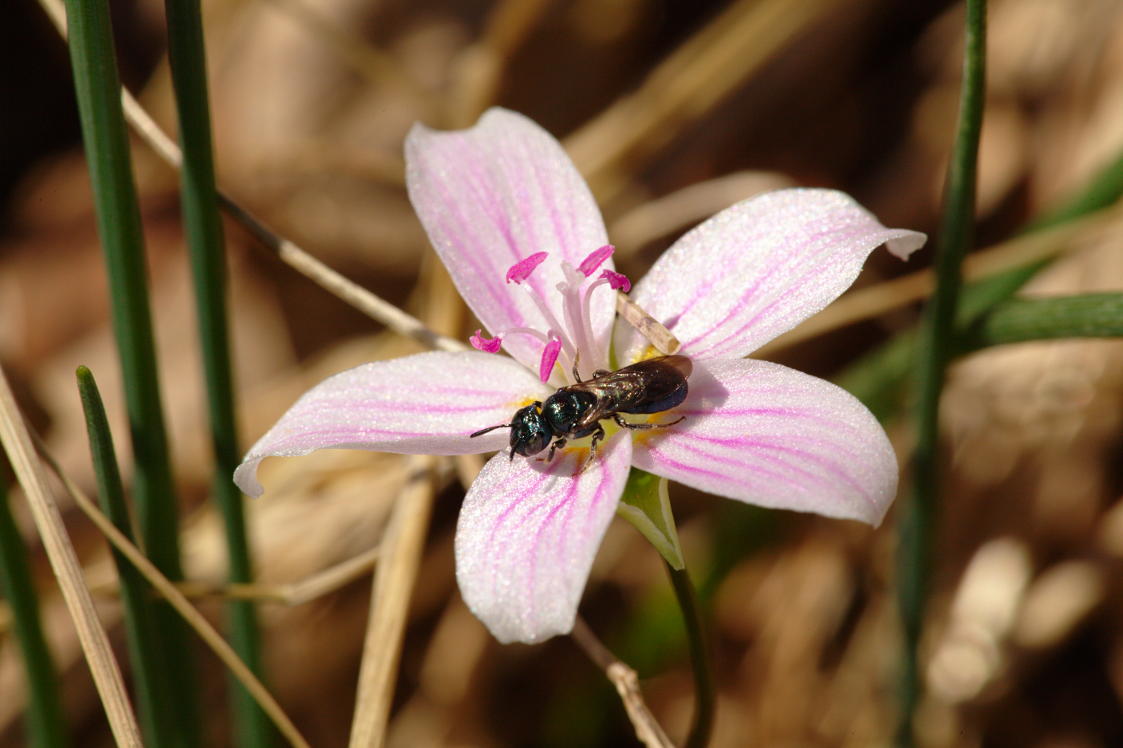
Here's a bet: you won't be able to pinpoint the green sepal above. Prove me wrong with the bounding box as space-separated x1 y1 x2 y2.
617 468 685 570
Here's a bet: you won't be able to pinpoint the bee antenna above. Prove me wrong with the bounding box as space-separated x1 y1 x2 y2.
469 422 512 438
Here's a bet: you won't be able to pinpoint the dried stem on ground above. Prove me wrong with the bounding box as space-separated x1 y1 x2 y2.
348 455 438 748
34 436 312 748
0 364 142 747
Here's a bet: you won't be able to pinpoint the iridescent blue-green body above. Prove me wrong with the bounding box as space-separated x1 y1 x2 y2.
470 355 693 461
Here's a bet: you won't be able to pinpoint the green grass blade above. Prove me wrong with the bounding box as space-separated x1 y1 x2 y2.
960 293 1123 349
162 0 269 743
838 130 1123 418
837 259 1049 420
75 367 177 746
0 475 69 748
1024 150 1123 232
62 0 200 742
897 1 986 745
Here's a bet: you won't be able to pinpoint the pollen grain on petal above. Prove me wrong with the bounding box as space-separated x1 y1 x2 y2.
505 251 549 284
578 244 615 276
470 329 503 353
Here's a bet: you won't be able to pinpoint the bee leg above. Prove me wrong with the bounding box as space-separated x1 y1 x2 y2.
546 437 567 462
574 424 607 475
588 424 606 459
612 414 685 431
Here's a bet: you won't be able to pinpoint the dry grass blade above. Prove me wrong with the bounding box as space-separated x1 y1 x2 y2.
0 365 143 747
566 0 840 196
756 205 1123 356
348 455 437 748
571 617 674 748
34 444 313 748
35 0 464 354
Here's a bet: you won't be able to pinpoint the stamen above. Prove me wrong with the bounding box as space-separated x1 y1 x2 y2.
506 252 549 284
538 339 562 382
516 282 576 360
557 278 588 377
577 274 627 368
500 326 552 345
577 244 615 276
469 329 503 353
599 268 631 293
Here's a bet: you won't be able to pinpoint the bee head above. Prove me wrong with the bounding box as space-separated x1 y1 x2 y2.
508 403 552 458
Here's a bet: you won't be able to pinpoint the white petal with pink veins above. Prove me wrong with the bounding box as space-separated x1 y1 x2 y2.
631 358 899 525
615 189 926 364
406 108 614 371
455 432 633 644
234 351 550 497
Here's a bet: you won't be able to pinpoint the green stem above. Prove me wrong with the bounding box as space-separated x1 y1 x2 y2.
75 367 173 746
898 1 986 745
665 563 714 748
162 0 269 744
62 0 199 741
0 474 68 748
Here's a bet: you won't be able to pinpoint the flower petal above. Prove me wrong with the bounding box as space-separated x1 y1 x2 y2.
455 432 632 644
406 108 614 370
615 189 926 363
631 359 899 525
234 351 551 497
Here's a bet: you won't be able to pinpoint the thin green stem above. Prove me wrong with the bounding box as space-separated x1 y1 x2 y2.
0 473 68 748
62 0 199 741
75 367 173 746
665 563 714 748
162 0 268 744
898 1 986 746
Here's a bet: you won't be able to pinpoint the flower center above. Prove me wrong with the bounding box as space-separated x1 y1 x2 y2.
469 245 631 383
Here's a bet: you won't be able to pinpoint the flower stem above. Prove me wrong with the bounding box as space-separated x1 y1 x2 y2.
898 0 986 745
665 562 714 748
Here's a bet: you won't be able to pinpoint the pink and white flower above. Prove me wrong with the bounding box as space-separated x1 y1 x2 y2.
233 108 926 644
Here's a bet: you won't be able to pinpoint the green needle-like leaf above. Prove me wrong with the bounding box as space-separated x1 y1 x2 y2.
163 0 269 743
75 367 174 746
898 1 986 744
961 293 1123 349
62 0 199 741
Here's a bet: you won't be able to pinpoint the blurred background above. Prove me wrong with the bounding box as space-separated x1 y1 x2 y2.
2 0 1123 745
